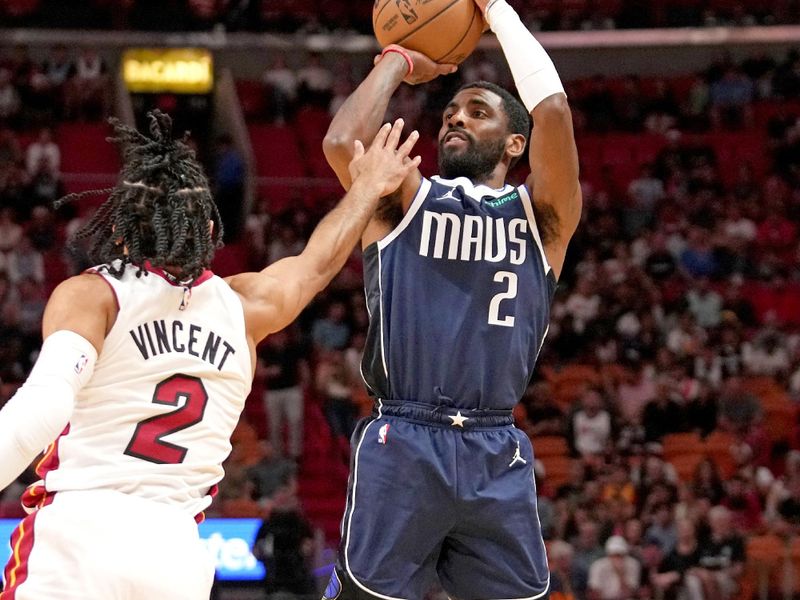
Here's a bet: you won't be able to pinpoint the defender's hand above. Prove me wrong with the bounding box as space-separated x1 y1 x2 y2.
374 47 457 85
348 119 421 198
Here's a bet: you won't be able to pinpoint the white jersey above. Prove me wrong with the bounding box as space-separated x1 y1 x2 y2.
23 263 252 519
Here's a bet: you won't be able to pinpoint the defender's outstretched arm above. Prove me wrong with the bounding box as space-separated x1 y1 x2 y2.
230 120 421 344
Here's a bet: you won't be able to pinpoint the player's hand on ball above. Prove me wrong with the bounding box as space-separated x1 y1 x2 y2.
472 0 493 15
348 119 421 197
374 47 457 85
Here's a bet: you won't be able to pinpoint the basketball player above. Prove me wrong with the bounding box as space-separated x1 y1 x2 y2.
0 112 420 599
321 0 581 598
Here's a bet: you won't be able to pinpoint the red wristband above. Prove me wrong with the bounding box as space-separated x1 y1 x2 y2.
380 44 414 77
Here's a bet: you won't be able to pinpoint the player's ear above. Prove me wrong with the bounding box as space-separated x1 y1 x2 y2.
208 219 214 236
505 132 526 160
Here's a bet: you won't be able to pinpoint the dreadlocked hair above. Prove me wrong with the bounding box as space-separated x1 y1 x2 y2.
55 110 224 284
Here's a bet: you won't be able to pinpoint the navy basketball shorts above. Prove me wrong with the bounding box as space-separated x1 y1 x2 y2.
324 400 550 600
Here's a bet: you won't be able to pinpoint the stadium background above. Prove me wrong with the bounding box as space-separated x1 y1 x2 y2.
1 1 800 598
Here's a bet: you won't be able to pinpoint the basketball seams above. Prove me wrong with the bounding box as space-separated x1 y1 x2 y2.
435 1 477 62
379 0 462 46
372 0 395 28
374 0 483 64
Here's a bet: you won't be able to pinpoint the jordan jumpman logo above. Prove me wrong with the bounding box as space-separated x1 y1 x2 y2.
509 440 527 467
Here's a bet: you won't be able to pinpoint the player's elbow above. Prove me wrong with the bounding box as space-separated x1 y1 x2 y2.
323 132 354 164
533 93 571 121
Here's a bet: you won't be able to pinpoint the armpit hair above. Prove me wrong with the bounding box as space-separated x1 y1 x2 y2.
532 202 561 246
375 193 404 228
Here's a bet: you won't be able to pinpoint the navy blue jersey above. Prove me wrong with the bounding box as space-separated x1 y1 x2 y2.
362 176 557 410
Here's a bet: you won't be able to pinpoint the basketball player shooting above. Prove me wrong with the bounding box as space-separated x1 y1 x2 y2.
322 0 581 598
0 113 419 600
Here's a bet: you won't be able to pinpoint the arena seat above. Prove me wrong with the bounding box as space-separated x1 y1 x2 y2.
249 124 306 178
235 79 266 120
741 535 787 600
703 430 737 477
539 456 575 488
533 436 570 458
58 122 119 174
662 432 703 458
668 453 704 482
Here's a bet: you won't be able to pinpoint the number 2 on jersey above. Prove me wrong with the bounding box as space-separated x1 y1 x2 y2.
124 374 209 464
488 270 518 327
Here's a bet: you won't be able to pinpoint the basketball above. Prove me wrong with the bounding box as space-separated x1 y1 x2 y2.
373 0 486 65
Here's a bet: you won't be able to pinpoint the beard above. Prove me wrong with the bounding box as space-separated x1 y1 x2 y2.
438 132 506 182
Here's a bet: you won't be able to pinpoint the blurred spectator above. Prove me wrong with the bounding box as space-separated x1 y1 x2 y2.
642 380 683 442
0 68 21 124
694 506 744 600
741 330 790 377
685 277 722 328
6 234 44 284
25 127 60 176
212 134 245 242
64 48 109 120
268 222 305 264
680 227 717 278
26 205 57 251
315 349 356 441
15 277 45 335
43 45 74 96
626 164 663 227
0 206 23 255
258 327 309 461
644 79 679 133
710 67 754 129
571 520 605 600
563 276 600 334
775 474 800 535
296 53 333 108
247 441 298 506
311 300 350 351
721 474 762 532
28 159 63 207
262 53 298 124
644 503 677 554
587 535 640 600
252 489 317 600
548 540 576 600
571 389 612 457
652 518 702 600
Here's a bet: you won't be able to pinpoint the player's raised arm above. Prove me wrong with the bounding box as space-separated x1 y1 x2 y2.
229 119 421 344
322 47 454 202
478 0 581 280
0 273 116 491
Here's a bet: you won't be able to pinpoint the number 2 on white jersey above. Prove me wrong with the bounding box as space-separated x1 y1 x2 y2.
488 270 518 327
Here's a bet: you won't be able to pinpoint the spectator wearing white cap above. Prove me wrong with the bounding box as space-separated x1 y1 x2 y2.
587 535 641 600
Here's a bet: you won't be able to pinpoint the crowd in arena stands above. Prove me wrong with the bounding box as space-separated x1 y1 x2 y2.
3 0 800 32
0 44 110 127
255 48 800 139
1 42 800 598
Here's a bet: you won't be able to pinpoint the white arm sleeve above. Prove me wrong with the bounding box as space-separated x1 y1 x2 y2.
0 330 97 492
485 0 565 112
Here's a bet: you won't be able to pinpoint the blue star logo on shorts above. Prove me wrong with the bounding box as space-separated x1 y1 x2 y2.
322 569 342 600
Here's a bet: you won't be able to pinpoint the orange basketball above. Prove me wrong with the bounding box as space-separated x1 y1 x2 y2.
373 0 486 65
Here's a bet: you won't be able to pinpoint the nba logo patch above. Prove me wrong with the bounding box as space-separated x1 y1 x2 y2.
322 569 342 600
74 354 88 374
378 423 390 445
